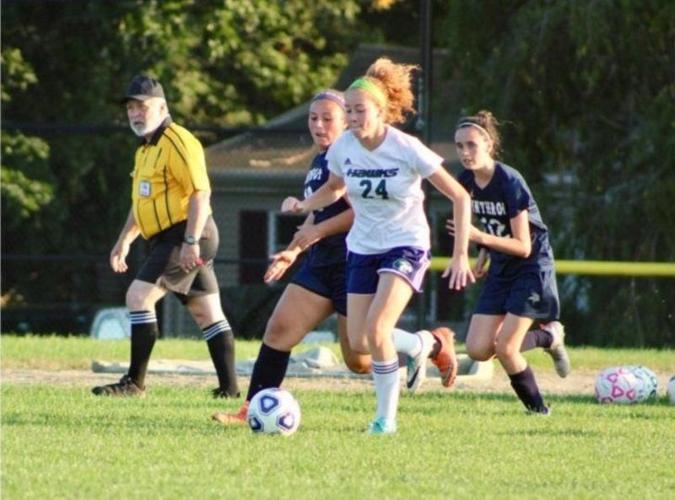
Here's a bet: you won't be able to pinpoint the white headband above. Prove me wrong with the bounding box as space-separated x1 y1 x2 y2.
456 121 491 139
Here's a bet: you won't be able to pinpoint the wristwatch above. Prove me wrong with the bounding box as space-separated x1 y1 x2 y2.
183 235 198 245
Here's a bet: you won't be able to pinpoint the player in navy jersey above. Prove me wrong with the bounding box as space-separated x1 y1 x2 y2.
448 110 570 415
212 90 456 425
283 60 474 434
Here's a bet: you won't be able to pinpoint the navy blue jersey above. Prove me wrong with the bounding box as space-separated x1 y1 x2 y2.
457 162 555 276
302 151 350 266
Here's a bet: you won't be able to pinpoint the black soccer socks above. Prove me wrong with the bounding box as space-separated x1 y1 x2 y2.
128 310 159 389
509 366 547 412
245 343 291 402
204 320 239 397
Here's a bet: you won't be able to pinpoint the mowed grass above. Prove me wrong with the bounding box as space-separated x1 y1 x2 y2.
2 336 674 499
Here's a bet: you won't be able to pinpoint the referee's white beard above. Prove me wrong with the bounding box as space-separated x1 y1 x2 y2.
129 114 165 138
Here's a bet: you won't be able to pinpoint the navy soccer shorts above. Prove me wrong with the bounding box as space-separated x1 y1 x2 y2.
290 259 347 316
346 246 430 295
474 268 560 321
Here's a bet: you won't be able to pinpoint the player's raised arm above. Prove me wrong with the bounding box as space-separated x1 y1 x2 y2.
281 172 346 214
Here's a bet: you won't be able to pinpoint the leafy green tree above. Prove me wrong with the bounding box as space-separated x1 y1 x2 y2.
441 0 674 346
1 48 55 251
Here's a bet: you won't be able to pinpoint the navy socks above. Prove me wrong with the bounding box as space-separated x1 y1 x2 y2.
508 366 546 412
245 343 291 402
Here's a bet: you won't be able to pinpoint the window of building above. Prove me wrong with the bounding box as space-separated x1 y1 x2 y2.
239 210 305 284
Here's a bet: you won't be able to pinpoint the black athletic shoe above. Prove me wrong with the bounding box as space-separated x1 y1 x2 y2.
525 406 551 416
92 374 145 397
211 387 240 399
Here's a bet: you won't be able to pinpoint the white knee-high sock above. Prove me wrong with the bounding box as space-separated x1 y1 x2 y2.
391 328 422 357
372 358 400 422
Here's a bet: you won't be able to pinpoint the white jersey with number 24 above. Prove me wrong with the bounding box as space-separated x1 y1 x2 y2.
326 125 442 255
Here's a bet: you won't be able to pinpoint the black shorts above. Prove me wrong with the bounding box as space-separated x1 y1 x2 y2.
136 216 220 303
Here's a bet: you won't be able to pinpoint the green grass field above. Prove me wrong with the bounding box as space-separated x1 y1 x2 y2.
2 336 674 499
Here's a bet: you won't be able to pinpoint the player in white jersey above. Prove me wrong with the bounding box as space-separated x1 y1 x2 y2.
283 58 474 434
212 90 458 426
327 124 442 254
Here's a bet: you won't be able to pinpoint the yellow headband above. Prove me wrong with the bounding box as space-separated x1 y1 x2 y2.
348 77 388 107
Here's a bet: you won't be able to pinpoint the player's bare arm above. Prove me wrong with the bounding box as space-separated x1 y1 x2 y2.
281 172 346 214
428 168 475 290
263 213 314 283
293 208 354 251
447 209 532 258
265 207 355 283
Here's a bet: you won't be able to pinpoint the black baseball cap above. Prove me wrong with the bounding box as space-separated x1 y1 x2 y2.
120 74 165 103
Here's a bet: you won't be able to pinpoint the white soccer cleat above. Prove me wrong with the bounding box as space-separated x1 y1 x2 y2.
406 331 434 393
541 321 571 378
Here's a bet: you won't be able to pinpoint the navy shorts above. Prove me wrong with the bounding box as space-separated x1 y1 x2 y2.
290 259 347 316
136 217 220 303
346 246 430 294
474 268 560 321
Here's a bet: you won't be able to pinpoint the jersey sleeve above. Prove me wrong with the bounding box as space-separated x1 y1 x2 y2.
325 141 344 178
505 174 531 218
168 129 210 193
407 136 443 178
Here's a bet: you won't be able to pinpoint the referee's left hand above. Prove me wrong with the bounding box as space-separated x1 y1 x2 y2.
180 243 202 273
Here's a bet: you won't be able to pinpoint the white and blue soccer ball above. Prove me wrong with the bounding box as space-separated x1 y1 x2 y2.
626 365 658 401
247 388 301 436
668 375 675 405
595 366 639 404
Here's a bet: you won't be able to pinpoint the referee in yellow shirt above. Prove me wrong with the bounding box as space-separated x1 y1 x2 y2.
92 75 239 398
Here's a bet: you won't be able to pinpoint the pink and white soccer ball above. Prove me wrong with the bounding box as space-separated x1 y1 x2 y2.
626 365 658 401
595 366 640 404
247 388 301 436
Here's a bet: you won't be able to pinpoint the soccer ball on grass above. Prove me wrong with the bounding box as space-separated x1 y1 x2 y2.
626 365 658 401
595 366 639 404
247 388 301 435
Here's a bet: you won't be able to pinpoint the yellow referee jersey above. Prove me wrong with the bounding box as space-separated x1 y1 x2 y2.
131 118 211 239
